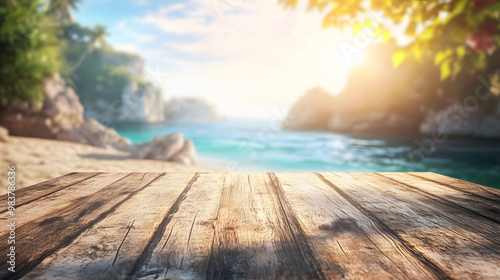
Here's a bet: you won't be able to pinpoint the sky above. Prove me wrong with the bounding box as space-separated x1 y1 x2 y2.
74 0 385 118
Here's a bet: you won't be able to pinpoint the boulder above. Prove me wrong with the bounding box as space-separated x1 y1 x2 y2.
283 42 435 137
57 119 131 149
42 74 84 129
0 74 83 138
131 133 197 164
420 101 500 139
0 74 199 164
170 140 197 165
0 74 131 149
0 103 55 139
283 87 335 130
0 126 8 142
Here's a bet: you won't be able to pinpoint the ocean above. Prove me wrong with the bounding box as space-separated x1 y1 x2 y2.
115 120 500 189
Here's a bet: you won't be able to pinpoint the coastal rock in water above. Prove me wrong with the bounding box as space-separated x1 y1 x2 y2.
282 87 335 130
170 140 197 165
0 126 8 142
132 133 197 164
164 97 222 124
420 101 500 138
283 41 434 136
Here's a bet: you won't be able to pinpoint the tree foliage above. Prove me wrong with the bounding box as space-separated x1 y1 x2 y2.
281 0 500 79
60 21 146 109
0 0 62 107
0 0 150 111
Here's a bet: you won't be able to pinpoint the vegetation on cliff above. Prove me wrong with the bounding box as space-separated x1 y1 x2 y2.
0 0 62 107
0 0 156 113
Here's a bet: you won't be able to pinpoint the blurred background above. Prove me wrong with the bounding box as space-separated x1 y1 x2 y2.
1 0 500 189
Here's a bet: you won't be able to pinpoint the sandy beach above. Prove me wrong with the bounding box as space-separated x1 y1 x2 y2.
0 136 218 195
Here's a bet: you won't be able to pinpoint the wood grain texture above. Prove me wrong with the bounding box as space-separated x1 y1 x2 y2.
0 173 130 238
206 173 326 279
407 172 500 203
136 172 225 279
318 172 500 280
22 173 197 280
0 172 163 279
274 172 439 280
0 172 100 213
2 172 499 280
379 172 500 223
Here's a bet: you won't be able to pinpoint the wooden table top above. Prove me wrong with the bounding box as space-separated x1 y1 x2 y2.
1 172 499 280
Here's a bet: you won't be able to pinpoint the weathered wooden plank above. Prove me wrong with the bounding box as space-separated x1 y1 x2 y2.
207 173 274 279
274 172 443 279
205 173 327 279
366 173 499 243
22 173 197 280
0 173 130 238
319 172 500 280
0 172 100 213
0 172 163 278
238 172 326 279
380 172 500 223
135 172 225 279
3 172 500 280
408 172 500 202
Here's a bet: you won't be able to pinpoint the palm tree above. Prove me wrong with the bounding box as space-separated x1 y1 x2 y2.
71 25 109 72
49 0 81 23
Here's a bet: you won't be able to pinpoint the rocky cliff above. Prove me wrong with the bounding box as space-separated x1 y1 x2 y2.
283 87 336 131
164 97 222 124
79 52 165 124
0 75 197 164
283 42 500 139
0 74 130 149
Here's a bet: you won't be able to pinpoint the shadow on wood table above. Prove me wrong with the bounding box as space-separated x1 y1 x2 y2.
1 172 499 279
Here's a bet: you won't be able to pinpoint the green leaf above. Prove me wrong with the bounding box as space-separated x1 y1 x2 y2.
392 50 405 67
364 19 373 29
452 61 462 78
352 21 363 35
374 25 384 37
411 44 424 61
440 58 452 80
456 46 466 59
382 30 391 42
434 49 453 66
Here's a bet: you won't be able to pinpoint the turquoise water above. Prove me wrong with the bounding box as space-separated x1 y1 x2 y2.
115 120 500 189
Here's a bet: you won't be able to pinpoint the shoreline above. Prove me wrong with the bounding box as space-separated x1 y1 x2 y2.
0 136 220 195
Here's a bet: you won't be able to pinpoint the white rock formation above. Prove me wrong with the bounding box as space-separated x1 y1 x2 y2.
164 97 222 124
0 75 199 164
118 81 164 123
83 53 164 124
